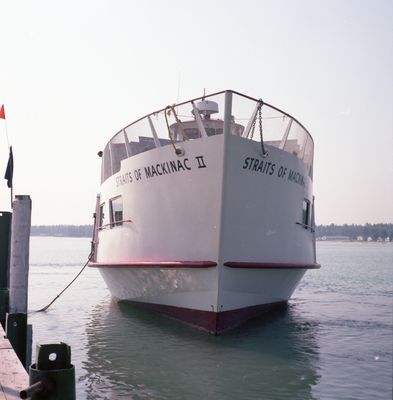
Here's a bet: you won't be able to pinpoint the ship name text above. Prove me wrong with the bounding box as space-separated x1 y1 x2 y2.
115 155 207 187
242 156 305 186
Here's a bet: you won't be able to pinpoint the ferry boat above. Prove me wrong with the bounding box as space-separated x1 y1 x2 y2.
89 90 320 334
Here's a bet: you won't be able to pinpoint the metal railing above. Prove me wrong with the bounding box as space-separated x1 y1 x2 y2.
100 90 314 183
98 219 133 230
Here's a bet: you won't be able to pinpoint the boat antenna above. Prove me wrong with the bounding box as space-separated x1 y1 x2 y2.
176 72 181 109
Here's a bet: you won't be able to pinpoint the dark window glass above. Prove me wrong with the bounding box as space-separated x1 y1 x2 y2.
184 128 200 139
110 196 123 227
99 204 105 227
302 199 311 226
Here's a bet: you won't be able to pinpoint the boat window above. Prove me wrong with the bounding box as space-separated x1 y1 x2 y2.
101 145 112 183
205 128 217 136
184 128 200 139
303 137 314 179
183 126 225 138
99 203 105 228
302 199 311 226
110 143 127 175
109 196 123 227
231 124 244 136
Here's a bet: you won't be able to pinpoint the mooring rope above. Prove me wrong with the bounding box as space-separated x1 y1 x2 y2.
35 251 94 313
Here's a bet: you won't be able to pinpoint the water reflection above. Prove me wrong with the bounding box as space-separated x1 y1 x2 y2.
81 301 320 400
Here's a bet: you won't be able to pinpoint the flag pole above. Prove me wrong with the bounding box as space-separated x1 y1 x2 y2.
1 104 13 207
0 104 8 143
4 121 13 207
4 146 14 208
4 120 10 149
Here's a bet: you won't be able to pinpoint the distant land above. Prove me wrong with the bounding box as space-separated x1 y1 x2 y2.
30 223 393 242
316 223 392 242
31 225 93 238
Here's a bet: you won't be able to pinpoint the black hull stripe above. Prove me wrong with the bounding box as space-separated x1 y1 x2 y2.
89 261 217 268
89 261 320 269
224 262 321 269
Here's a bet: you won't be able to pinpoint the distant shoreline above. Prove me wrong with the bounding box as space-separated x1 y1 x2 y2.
31 234 91 238
30 225 92 238
317 239 392 244
29 224 393 243
31 235 392 245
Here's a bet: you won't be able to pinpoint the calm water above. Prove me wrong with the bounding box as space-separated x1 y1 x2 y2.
28 238 393 399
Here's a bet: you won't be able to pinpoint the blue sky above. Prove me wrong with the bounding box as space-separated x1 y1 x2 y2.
0 0 392 224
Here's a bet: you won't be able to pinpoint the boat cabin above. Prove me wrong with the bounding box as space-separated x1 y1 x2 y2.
170 100 244 140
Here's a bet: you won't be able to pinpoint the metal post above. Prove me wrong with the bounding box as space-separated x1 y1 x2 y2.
0 289 8 329
9 195 31 314
6 312 27 367
0 211 12 328
223 91 233 137
7 195 32 369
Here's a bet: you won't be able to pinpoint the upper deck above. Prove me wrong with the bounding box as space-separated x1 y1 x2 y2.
100 90 314 183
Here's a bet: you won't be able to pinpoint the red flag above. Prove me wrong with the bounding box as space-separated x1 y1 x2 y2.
0 105 5 119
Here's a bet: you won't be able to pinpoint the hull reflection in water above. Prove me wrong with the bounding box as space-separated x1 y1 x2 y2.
81 299 320 400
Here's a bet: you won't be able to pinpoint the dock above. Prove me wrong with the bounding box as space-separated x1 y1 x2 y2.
0 324 28 399
0 197 30 399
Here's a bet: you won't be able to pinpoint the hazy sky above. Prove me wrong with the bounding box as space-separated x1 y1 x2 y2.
0 0 392 225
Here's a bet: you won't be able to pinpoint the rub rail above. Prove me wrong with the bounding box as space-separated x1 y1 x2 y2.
98 219 133 230
296 221 315 232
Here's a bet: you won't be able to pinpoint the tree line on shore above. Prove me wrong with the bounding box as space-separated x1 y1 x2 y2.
31 225 93 237
316 223 392 241
30 223 393 241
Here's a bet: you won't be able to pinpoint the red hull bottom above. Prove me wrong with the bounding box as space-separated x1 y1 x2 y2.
120 300 287 334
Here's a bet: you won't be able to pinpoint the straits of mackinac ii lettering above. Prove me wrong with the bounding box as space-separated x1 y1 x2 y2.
242 156 305 186
116 155 207 186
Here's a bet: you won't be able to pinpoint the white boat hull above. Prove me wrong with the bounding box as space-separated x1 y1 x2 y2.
90 91 319 333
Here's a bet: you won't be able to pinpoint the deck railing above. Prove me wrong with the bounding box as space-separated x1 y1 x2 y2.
100 90 314 183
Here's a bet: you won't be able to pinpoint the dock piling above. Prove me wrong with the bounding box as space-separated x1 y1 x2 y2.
0 210 12 328
9 195 31 315
5 312 27 368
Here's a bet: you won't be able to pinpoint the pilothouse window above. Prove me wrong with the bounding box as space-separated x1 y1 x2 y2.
302 199 311 227
99 203 105 228
184 128 200 139
110 196 123 227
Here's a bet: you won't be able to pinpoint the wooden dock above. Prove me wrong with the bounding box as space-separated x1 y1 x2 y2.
0 324 28 400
